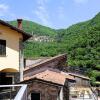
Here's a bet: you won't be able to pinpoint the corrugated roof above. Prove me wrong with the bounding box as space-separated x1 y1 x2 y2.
24 70 75 85
0 19 32 41
68 72 90 80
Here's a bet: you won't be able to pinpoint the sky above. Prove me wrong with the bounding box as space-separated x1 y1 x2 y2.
0 0 100 29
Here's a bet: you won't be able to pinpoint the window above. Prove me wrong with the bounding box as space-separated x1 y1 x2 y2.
0 40 6 56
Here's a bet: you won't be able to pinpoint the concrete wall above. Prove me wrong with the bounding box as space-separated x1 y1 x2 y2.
0 24 23 72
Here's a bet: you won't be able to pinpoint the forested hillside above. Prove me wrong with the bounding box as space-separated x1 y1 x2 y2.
9 20 57 37
9 12 100 84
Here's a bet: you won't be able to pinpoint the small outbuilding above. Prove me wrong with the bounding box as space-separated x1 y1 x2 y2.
22 54 75 100
23 70 75 100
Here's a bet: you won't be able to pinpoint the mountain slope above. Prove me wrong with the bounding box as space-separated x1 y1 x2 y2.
9 20 57 37
61 13 100 83
9 13 100 83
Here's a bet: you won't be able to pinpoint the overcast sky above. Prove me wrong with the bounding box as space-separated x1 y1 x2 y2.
0 0 100 29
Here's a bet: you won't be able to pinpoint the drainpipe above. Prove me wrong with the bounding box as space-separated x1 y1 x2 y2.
19 46 24 82
17 19 24 81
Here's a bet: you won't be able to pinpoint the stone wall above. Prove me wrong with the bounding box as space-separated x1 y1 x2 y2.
27 80 61 100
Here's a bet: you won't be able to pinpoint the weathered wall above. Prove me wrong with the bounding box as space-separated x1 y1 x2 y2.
74 77 90 86
27 80 61 100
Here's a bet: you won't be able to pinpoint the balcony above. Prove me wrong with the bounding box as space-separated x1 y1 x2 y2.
0 84 27 100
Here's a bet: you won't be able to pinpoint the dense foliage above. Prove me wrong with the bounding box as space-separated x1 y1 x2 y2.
9 20 57 37
9 12 100 84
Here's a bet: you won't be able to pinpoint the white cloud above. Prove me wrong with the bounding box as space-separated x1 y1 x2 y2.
73 0 89 4
34 0 52 26
0 4 9 16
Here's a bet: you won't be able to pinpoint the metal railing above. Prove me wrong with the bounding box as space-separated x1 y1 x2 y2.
0 84 27 100
14 84 27 100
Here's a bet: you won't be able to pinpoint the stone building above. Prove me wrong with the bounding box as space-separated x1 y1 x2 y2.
22 54 75 100
23 70 75 100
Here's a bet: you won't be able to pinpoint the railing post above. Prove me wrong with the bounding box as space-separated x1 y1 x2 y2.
10 87 12 100
14 84 27 100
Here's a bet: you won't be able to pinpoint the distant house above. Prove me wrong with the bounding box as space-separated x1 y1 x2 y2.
29 35 54 42
0 19 31 85
67 73 92 99
68 72 90 86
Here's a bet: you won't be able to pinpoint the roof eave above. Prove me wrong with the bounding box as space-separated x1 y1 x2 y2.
20 77 64 87
0 19 32 41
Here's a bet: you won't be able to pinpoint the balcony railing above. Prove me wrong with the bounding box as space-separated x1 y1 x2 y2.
0 84 27 100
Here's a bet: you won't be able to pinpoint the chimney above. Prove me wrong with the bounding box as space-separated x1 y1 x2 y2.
17 19 22 29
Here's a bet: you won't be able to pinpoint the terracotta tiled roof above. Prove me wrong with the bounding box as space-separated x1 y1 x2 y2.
24 70 75 85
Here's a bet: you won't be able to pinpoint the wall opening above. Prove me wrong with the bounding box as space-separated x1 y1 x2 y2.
31 92 40 100
0 73 13 91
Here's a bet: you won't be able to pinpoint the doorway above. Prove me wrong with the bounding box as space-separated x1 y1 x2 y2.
0 73 12 85
0 73 13 91
31 92 40 100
